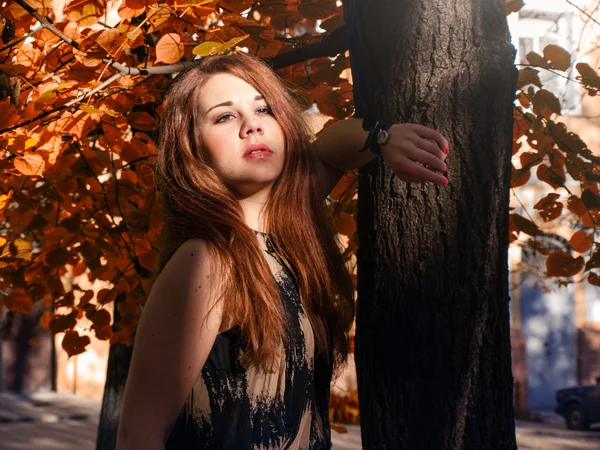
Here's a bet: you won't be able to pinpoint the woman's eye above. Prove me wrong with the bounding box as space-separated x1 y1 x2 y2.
258 106 273 115
216 113 234 123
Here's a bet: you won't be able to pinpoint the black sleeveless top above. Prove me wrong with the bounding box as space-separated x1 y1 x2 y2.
166 231 333 449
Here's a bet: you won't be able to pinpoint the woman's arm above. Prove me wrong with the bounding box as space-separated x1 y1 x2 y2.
311 117 451 198
116 239 223 450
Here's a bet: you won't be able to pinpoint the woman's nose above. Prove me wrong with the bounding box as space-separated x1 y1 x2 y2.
240 116 264 138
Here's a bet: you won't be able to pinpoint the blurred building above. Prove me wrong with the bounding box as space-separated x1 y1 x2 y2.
508 0 600 412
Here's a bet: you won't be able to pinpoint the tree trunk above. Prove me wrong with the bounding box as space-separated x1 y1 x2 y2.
96 296 133 450
344 1 518 449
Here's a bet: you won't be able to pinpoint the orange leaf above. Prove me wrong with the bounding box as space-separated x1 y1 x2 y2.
333 212 356 238
118 2 145 20
3 288 33 313
510 214 542 237
87 308 112 330
135 238 158 271
40 311 52 328
298 0 338 20
46 248 71 267
588 272 600 287
567 195 588 217
570 230 593 254
14 152 45 176
510 168 530 188
538 202 562 222
546 251 584 277
62 330 91 358
97 288 118 305
65 0 105 27
155 33 184 64
48 310 78 334
127 112 156 131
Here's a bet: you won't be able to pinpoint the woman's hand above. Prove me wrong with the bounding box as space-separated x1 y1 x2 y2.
380 123 450 186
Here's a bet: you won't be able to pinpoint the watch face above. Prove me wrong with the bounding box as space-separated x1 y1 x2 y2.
377 129 389 145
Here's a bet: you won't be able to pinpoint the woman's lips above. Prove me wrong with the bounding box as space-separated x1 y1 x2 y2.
244 143 273 159
244 150 272 159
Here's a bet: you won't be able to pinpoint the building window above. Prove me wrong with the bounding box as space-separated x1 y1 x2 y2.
514 8 581 115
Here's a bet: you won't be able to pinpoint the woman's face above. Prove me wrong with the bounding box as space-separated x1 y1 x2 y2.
197 73 286 198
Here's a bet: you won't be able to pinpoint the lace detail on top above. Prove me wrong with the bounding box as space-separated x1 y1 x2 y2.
166 231 333 449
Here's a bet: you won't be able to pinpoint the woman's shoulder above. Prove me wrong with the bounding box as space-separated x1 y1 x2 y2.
154 238 225 301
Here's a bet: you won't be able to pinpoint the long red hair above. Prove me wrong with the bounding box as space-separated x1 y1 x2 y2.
155 52 354 371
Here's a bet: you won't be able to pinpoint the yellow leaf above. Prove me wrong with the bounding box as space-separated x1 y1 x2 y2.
65 0 105 27
0 238 33 260
0 190 14 212
0 236 6 246
37 89 57 103
24 138 37 150
156 33 184 64
192 34 250 56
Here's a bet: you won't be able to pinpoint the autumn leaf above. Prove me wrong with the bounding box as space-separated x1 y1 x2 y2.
65 0 106 27
543 45 571 71
298 0 338 20
0 190 13 212
80 105 119 117
546 251 584 277
0 64 29 77
532 89 561 118
506 0 525 15
510 168 530 188
3 288 33 313
155 33 184 64
62 330 91 358
14 152 45 176
570 230 593 254
192 35 250 56
575 62 600 96
588 272 600 287
567 195 588 217
517 68 542 89
510 214 542 237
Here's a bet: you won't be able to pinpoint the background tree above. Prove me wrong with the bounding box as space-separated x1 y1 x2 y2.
344 0 519 448
1 0 600 448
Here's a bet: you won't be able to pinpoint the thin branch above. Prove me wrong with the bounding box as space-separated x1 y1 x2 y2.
565 0 600 28
1 72 124 133
0 25 43 55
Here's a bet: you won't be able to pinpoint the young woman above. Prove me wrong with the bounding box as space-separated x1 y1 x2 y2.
116 52 449 450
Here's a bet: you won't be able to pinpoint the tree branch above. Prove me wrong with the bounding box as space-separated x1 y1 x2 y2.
0 25 43 55
265 26 348 70
565 0 600 28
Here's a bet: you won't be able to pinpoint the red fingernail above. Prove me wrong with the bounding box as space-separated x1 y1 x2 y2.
441 177 449 185
444 148 450 155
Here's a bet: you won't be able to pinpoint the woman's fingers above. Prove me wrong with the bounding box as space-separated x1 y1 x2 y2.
403 145 447 173
393 156 449 185
415 137 447 161
412 125 449 152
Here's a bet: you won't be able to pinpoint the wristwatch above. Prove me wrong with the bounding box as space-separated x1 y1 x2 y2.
376 128 390 146
360 118 393 156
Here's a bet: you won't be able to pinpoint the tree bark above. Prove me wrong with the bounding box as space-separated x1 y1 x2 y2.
96 296 133 450
344 1 518 449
